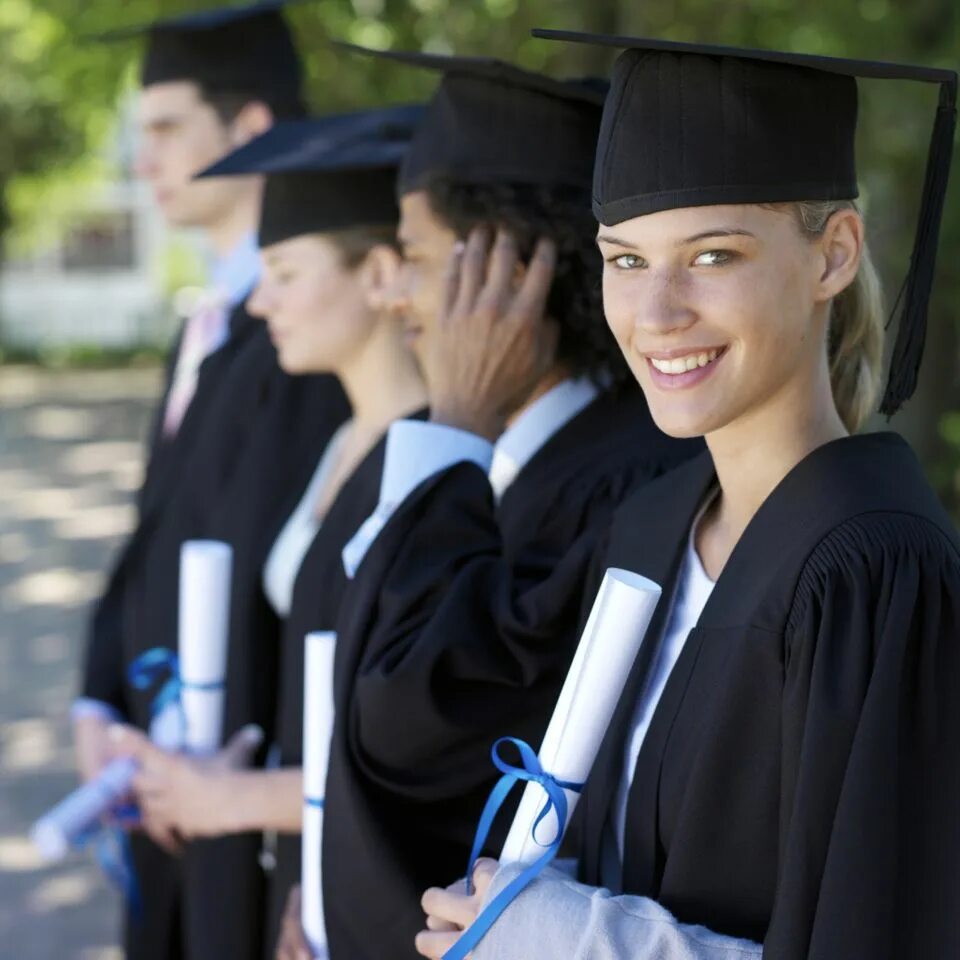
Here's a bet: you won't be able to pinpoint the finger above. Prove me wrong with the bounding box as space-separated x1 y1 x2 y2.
220 724 264 769
471 857 500 896
425 913 458 932
510 236 557 323
414 929 462 959
109 723 163 765
142 816 182 857
441 240 466 319
421 885 478 930
451 225 493 320
475 229 520 317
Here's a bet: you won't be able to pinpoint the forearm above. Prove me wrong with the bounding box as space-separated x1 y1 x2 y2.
217 767 304 835
473 865 762 960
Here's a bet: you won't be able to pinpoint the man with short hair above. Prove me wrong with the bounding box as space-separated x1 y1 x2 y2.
74 5 347 958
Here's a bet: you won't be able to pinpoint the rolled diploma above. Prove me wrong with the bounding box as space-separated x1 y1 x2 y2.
31 715 183 862
500 568 661 864
301 631 337 958
178 540 233 754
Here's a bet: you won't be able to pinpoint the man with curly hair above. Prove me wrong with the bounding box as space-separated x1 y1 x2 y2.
274 49 701 960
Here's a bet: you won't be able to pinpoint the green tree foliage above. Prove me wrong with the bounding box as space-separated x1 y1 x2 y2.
3 0 958 511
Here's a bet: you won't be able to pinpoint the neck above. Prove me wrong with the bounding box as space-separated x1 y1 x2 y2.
336 323 428 435
505 365 570 429
705 360 847 544
206 178 262 259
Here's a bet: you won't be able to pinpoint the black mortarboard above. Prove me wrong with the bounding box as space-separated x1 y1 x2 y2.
197 104 424 247
99 1 305 104
533 31 957 415
335 43 606 195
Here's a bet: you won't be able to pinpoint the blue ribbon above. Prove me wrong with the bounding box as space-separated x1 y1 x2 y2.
128 647 225 726
128 648 183 720
442 737 583 960
74 821 142 921
305 796 325 809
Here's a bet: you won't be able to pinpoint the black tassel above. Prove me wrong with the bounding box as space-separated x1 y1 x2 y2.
879 77 958 416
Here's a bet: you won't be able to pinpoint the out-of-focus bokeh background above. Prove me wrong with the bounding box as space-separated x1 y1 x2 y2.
0 1 957 956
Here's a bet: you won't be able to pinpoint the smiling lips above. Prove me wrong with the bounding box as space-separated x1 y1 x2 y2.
649 348 721 374
645 347 725 388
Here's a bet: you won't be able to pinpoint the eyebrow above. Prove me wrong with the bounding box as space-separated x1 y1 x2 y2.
596 227 756 249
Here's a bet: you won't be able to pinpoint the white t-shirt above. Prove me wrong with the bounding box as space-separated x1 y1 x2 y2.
615 513 716 857
262 423 350 618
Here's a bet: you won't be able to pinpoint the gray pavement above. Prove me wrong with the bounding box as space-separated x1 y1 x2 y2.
0 366 162 960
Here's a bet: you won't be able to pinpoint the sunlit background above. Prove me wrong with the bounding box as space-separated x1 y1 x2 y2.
0 0 957 956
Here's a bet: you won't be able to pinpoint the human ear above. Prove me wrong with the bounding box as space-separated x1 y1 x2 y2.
815 208 864 303
229 100 274 146
361 245 403 311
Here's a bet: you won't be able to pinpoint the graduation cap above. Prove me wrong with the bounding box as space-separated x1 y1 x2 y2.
196 104 424 246
334 42 606 195
98 1 306 104
532 30 958 415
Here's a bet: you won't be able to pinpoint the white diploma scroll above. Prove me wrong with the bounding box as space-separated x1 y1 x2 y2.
301 631 337 959
178 540 233 754
31 716 184 862
500 568 662 865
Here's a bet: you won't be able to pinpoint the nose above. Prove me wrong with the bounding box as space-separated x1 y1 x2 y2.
383 263 411 318
245 278 272 319
630 267 698 337
133 134 158 181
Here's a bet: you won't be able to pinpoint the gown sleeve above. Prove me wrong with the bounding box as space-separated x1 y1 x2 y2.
343 457 641 802
79 550 132 716
769 512 960 960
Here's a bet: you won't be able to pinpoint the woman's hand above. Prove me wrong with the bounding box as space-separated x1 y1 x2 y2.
109 723 263 851
415 858 499 959
422 227 559 441
275 885 314 960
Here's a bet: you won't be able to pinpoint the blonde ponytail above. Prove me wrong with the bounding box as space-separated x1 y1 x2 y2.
790 200 885 433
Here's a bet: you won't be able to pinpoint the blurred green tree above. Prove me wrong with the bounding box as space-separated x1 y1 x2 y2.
3 0 958 513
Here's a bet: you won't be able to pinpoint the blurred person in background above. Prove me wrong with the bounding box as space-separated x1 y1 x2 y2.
73 3 347 958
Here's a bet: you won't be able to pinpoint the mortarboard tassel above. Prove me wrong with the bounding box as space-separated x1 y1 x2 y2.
879 77 957 416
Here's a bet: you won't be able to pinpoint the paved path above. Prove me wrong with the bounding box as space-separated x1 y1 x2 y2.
0 366 161 960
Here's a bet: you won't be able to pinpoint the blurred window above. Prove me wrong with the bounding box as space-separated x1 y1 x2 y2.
61 212 136 271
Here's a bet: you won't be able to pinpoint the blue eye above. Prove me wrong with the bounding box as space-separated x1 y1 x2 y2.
612 253 643 270
693 250 735 266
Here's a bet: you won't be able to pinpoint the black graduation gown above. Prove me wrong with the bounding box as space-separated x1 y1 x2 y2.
577 432 960 959
322 385 701 959
260 436 391 958
78 302 259 960
87 308 346 960
175 362 350 960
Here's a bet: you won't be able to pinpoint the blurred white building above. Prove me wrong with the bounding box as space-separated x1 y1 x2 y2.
0 180 172 350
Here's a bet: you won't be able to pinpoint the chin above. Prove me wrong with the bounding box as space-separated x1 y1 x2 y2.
641 392 728 440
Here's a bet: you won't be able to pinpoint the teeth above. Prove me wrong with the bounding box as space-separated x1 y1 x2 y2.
650 349 719 375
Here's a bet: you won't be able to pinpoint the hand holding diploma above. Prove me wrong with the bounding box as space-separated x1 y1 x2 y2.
108 723 264 851
417 568 661 960
416 860 499 959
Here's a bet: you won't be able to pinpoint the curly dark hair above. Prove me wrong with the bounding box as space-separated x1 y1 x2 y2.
424 178 630 390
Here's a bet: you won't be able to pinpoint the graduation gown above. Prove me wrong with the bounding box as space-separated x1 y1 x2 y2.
323 385 701 959
260 435 392 957
175 360 349 960
78 302 260 960
92 310 346 960
576 432 960 958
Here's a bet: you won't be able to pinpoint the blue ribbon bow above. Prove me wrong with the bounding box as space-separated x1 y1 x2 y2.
128 647 225 728
128 647 183 720
442 737 583 960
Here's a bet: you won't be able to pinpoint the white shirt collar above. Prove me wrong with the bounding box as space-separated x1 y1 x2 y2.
488 377 599 500
210 231 260 309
